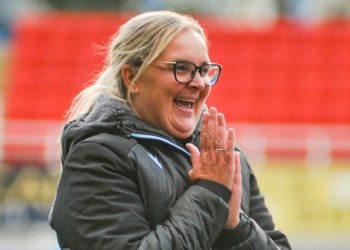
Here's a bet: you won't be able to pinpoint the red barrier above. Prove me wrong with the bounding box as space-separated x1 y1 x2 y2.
2 12 350 165
205 19 350 124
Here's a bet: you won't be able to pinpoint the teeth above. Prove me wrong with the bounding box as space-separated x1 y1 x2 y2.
176 98 194 102
175 98 195 109
176 98 195 104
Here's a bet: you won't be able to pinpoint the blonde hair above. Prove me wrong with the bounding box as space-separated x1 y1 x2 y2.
67 10 207 121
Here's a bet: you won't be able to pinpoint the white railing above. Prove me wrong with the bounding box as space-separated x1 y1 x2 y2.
0 119 63 165
230 123 350 164
0 120 349 166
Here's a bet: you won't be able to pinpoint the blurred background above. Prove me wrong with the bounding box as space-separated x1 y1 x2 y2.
0 0 350 249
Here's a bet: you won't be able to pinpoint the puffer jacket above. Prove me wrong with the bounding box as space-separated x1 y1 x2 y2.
49 93 292 250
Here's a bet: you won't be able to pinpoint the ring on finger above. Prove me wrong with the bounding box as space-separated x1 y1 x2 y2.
215 148 226 152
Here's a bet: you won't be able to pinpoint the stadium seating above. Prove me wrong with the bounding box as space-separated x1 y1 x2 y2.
2 12 350 166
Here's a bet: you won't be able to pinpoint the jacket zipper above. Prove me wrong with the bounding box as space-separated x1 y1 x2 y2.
128 132 191 158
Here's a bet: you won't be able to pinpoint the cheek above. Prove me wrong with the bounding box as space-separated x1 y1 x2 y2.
153 88 175 103
201 87 211 103
144 86 177 114
142 73 178 98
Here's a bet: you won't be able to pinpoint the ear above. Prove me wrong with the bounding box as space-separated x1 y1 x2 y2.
121 64 140 94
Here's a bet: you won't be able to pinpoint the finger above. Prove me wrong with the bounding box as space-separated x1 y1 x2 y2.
200 112 209 152
215 113 226 152
233 151 242 197
226 128 235 152
234 151 242 185
224 128 235 163
206 107 217 152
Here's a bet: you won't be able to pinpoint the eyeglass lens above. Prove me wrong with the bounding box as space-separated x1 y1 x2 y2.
174 62 220 85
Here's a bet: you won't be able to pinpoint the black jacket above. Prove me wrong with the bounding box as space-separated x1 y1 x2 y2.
50 94 291 250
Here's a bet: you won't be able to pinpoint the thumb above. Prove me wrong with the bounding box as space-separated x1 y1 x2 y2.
186 143 200 182
186 142 200 155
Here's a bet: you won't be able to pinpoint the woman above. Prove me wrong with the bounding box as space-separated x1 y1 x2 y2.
50 10 291 249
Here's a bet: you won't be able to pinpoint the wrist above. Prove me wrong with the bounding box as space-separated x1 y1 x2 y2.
225 214 240 229
217 211 251 247
225 210 249 229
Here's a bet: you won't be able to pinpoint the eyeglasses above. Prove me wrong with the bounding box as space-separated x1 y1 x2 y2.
158 61 222 86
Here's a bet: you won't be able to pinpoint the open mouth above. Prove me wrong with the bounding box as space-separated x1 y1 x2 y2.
174 98 195 109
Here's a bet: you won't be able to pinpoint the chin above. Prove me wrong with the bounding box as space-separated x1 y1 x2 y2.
167 120 197 139
172 128 194 139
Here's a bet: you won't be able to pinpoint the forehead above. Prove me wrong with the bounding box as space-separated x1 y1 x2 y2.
160 29 209 61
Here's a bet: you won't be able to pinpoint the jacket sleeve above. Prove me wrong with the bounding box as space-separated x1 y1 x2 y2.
50 141 231 250
213 153 292 250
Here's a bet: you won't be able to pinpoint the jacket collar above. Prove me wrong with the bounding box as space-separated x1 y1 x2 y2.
85 93 203 141
62 93 204 156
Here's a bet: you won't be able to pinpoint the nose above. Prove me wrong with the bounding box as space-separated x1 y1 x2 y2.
188 70 206 90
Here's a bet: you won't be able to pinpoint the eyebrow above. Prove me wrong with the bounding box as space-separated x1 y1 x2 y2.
166 59 211 65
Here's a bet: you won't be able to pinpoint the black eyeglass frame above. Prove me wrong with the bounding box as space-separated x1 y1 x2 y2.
159 61 222 86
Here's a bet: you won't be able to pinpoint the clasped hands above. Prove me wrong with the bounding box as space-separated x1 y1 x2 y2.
186 107 242 229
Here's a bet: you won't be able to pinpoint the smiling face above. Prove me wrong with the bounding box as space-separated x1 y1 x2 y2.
129 28 211 139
